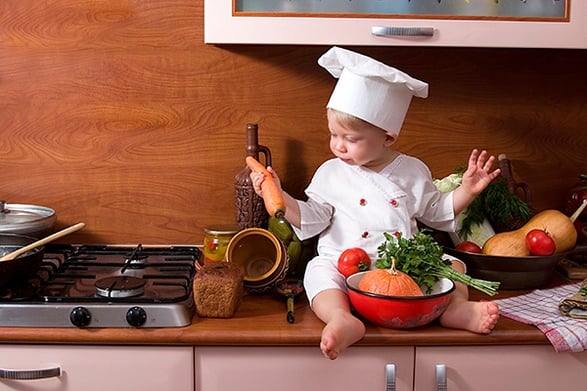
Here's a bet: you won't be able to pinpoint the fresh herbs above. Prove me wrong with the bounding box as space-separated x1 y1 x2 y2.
434 166 532 240
460 177 531 237
375 230 500 296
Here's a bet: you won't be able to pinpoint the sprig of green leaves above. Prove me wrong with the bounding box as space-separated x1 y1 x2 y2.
376 231 449 289
376 230 500 296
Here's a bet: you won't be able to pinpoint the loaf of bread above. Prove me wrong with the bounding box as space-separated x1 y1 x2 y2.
193 262 244 318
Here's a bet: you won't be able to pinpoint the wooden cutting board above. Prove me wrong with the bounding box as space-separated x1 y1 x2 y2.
557 257 587 279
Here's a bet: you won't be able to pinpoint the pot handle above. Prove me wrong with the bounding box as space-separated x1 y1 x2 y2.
571 244 587 256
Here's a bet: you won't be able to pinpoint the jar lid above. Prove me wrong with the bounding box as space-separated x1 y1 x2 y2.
0 202 56 234
204 224 241 236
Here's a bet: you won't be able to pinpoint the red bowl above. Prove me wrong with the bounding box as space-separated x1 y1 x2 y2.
346 273 455 329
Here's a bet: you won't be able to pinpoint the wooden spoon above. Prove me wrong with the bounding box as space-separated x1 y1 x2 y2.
0 222 86 262
570 199 587 223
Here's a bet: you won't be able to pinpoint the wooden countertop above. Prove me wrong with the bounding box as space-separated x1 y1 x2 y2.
0 277 570 347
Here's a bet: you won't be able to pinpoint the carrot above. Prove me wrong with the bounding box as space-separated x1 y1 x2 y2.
245 156 286 218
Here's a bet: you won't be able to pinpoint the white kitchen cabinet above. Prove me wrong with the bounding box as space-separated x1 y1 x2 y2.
414 345 587 391
0 345 193 391
194 346 414 391
204 0 587 48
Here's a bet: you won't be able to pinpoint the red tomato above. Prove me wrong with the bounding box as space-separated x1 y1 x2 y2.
337 247 371 278
525 229 556 256
455 241 482 253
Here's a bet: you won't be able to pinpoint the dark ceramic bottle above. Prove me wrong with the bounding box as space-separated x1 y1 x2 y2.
234 123 271 229
566 174 587 243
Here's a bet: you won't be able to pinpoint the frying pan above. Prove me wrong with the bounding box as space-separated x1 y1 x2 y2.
0 223 85 288
276 278 304 324
0 234 45 288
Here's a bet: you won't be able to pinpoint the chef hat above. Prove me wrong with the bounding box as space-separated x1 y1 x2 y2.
318 46 428 136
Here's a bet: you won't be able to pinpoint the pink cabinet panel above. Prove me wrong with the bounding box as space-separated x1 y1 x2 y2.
205 1 587 48
414 345 587 391
0 345 193 391
195 346 414 391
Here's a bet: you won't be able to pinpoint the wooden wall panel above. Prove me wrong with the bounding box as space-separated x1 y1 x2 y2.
1 1 586 244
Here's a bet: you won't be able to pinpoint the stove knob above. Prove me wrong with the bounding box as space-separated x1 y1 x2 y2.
70 306 92 327
126 306 147 327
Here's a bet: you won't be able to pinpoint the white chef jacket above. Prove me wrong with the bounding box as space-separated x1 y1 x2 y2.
294 154 458 304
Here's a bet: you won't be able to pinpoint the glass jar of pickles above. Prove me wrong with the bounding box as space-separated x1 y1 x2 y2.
203 225 240 264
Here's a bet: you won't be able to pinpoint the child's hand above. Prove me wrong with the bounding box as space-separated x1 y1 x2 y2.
249 166 282 197
461 149 501 196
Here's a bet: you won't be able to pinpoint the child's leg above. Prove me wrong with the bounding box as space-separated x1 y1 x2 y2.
439 260 499 334
310 288 366 360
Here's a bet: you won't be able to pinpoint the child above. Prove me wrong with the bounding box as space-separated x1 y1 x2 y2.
250 47 500 360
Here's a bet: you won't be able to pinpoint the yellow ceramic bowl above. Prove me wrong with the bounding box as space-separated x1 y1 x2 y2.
225 228 289 293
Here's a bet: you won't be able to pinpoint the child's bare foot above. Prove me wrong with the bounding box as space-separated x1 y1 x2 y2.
320 312 366 360
439 299 499 334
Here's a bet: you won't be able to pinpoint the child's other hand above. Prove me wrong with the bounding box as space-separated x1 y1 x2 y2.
461 149 501 196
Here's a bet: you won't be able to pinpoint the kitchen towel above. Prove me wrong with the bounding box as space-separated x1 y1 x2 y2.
494 282 587 353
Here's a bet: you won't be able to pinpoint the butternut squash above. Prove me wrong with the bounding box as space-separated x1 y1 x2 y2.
482 209 577 256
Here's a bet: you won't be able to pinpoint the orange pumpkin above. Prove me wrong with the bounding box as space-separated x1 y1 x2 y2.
358 257 423 297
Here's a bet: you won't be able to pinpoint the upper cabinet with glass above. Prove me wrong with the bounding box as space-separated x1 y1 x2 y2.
204 0 586 48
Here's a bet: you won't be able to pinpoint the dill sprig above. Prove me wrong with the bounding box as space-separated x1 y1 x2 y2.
460 177 532 237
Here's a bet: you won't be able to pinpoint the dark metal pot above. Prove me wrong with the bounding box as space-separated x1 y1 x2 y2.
0 234 45 288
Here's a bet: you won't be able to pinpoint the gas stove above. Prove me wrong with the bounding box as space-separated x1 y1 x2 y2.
0 244 200 328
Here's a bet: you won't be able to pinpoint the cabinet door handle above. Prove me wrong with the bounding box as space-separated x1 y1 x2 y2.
385 363 396 391
436 364 447 391
0 366 61 380
371 26 434 37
